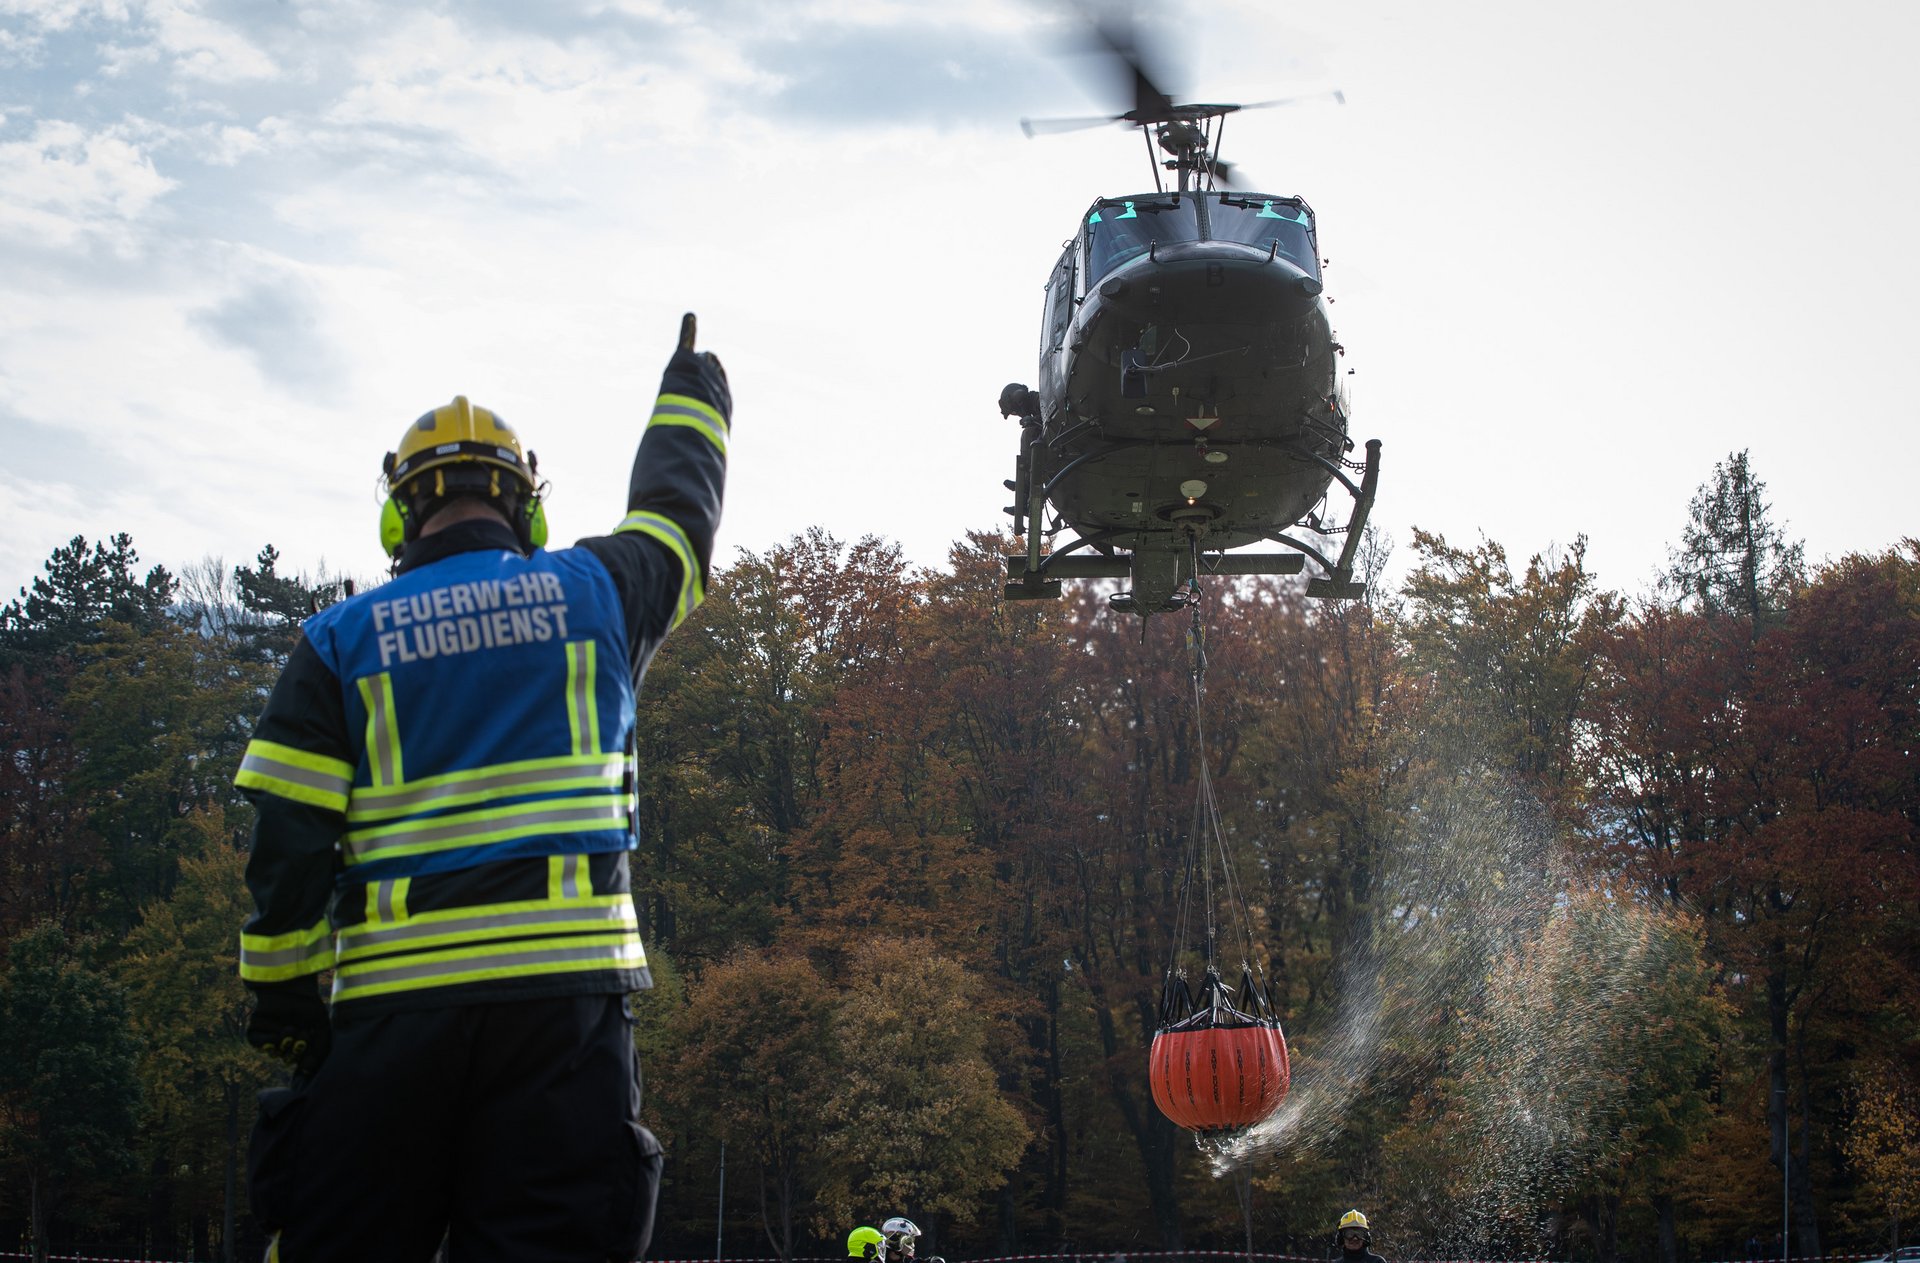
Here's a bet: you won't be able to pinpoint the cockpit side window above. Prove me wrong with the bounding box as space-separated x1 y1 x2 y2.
1209 196 1320 277
1084 197 1199 282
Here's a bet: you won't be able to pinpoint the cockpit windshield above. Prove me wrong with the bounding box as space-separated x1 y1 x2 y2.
1085 197 1198 281
1209 197 1319 277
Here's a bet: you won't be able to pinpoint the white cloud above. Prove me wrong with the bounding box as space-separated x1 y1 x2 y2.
0 117 175 251
145 0 277 83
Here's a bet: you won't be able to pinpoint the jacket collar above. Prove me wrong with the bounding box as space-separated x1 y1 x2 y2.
396 518 525 576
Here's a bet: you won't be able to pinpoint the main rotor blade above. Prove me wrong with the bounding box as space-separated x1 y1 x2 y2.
1021 114 1125 138
1239 89 1347 111
1085 12 1178 122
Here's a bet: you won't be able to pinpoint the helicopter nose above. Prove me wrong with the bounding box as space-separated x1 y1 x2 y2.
1096 242 1323 323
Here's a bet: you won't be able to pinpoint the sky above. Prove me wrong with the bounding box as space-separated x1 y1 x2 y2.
4 0 1917 607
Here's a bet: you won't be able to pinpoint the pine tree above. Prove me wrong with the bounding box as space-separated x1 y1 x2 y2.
1664 451 1806 623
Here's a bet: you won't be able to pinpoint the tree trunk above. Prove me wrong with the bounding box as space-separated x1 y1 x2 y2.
29 1168 47 1263
1044 971 1067 1241
224 1080 240 1263
1656 1192 1678 1263
1593 1190 1621 1263
1791 1063 1819 1260
1766 953 1792 1249
1093 995 1182 1248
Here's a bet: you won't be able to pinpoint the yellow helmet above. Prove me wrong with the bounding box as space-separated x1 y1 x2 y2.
1337 1210 1371 1243
379 396 545 557
848 1227 884 1259
385 395 534 496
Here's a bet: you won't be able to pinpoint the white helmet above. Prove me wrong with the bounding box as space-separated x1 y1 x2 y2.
881 1218 920 1257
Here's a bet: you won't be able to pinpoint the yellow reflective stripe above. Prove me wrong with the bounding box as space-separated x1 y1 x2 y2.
234 740 353 810
343 795 628 865
650 392 727 456
357 673 402 787
335 894 635 962
548 852 585 900
364 877 410 924
346 754 624 823
330 932 646 1002
238 917 335 981
613 511 702 628
564 640 600 756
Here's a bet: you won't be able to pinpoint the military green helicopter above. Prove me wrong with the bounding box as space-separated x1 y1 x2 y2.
999 22 1380 614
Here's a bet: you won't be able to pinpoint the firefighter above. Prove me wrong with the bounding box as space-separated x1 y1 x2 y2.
1335 1209 1387 1263
879 1217 921 1262
237 315 730 1262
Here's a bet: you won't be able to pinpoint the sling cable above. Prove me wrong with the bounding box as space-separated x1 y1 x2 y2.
1148 548 1291 1144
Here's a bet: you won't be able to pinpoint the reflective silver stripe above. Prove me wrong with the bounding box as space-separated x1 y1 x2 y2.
364 676 398 787
560 853 581 899
238 751 351 800
654 401 721 425
338 900 634 955
347 758 623 819
376 881 397 923
240 936 335 971
570 642 595 755
347 799 628 862
332 938 645 999
650 401 728 453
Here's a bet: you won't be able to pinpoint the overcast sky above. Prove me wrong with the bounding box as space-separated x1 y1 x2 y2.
4 0 1916 607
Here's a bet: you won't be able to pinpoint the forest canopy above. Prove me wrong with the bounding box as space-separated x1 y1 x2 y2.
1 456 1915 1263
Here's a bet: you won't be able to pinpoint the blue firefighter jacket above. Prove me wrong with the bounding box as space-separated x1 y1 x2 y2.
234 361 727 1013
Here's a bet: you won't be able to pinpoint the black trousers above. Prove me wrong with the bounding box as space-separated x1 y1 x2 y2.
250 993 661 1263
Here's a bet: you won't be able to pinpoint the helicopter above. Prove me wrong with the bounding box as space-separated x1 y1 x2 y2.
998 20 1381 615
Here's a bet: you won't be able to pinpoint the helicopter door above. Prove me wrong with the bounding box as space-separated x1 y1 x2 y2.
1043 250 1073 355
1040 249 1074 404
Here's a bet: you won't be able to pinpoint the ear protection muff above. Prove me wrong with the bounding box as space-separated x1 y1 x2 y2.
379 451 410 559
380 494 409 558
524 496 548 550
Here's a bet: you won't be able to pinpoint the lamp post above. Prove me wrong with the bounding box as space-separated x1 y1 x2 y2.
717 1139 727 1263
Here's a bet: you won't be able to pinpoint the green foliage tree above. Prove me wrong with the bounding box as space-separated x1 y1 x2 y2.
118 815 278 1263
816 937 1032 1244
0 924 142 1263
664 948 840 1258
0 534 175 670
62 616 266 931
1402 530 1619 794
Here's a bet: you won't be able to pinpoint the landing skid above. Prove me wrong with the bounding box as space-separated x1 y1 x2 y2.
1002 438 1382 610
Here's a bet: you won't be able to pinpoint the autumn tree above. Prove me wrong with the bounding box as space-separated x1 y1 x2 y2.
633 530 913 963
1587 545 1920 1257
1845 1060 1920 1252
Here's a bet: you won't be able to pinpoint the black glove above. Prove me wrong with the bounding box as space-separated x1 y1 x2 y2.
247 981 331 1077
661 312 731 424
